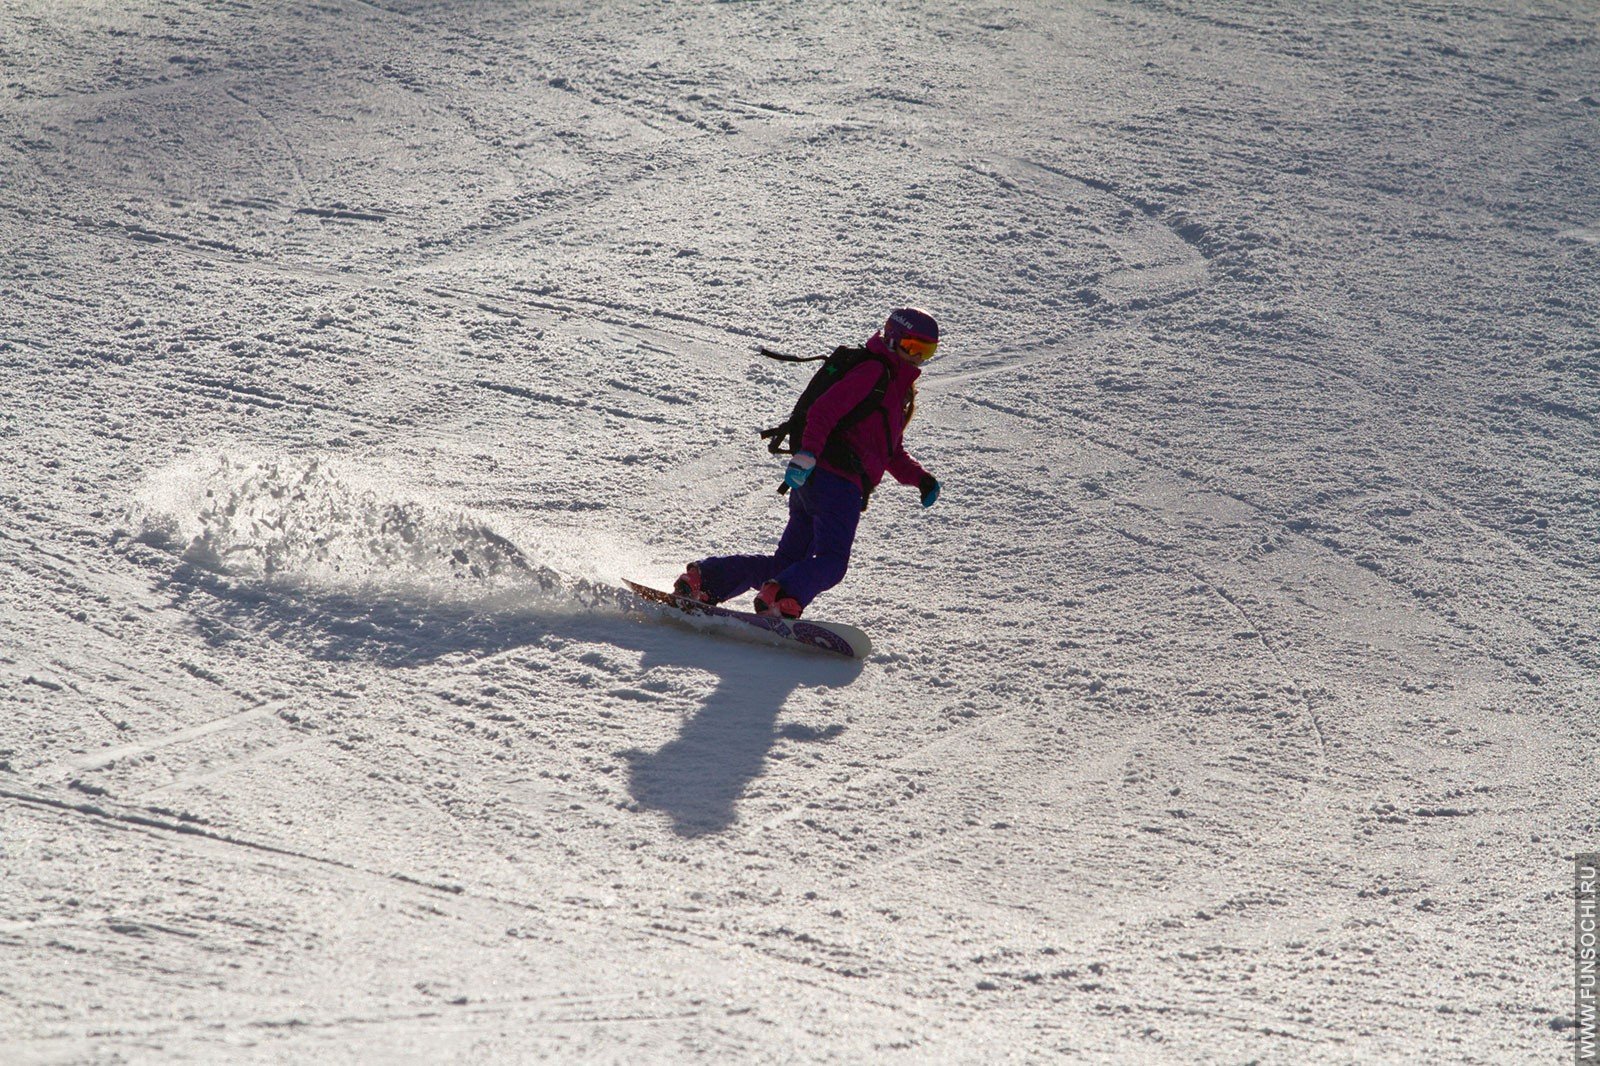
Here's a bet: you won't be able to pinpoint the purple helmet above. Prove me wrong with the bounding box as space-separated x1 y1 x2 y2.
882 307 939 361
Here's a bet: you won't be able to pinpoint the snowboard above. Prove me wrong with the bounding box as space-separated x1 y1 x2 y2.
622 579 872 659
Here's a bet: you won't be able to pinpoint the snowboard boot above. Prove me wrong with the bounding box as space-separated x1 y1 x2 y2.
673 562 712 604
753 581 802 619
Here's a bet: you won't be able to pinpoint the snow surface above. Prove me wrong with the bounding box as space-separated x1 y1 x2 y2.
2 0 1597 1061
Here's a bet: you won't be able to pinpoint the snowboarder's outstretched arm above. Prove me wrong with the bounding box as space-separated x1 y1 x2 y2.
886 445 929 488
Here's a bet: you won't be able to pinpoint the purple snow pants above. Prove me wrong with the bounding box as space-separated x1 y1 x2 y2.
698 468 862 609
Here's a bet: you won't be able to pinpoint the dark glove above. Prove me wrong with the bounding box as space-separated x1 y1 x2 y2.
918 473 941 508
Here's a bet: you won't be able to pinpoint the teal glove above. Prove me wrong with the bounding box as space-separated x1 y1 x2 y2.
918 474 941 508
783 451 817 491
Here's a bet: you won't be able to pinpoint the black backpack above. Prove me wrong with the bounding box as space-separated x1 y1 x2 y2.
756 345 894 507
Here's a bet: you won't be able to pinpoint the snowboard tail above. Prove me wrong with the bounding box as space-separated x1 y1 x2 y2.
623 580 871 659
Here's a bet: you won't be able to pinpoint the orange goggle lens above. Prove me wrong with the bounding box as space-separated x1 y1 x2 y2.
898 336 939 362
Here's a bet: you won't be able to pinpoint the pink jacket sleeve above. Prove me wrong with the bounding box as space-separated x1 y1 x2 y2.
798 362 882 457
886 443 928 486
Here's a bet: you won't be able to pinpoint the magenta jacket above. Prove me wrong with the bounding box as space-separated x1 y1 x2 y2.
800 333 929 494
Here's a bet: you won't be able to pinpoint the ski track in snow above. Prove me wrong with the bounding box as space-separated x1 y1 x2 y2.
2 1 1597 1061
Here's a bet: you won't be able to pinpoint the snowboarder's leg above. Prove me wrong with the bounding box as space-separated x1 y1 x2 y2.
770 487 816 569
773 470 861 607
696 491 813 603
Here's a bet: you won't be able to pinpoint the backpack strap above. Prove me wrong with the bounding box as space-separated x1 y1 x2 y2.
755 345 828 364
826 358 892 439
757 346 881 454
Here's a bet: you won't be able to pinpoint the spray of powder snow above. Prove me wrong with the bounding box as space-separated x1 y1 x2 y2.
128 453 628 613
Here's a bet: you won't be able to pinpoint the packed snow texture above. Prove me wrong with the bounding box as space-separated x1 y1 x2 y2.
2 1 1597 1062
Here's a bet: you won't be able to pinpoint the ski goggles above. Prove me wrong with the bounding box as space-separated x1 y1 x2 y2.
897 335 939 362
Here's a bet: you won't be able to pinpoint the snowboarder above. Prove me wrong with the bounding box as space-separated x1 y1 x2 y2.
674 308 943 619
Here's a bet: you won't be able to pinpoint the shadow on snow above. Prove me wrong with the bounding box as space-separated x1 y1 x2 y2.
151 557 862 838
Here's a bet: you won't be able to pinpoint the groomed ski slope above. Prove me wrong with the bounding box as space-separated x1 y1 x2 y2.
2 2 1597 1061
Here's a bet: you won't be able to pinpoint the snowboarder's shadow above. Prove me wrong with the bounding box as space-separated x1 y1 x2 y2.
620 645 859 839
149 558 862 836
